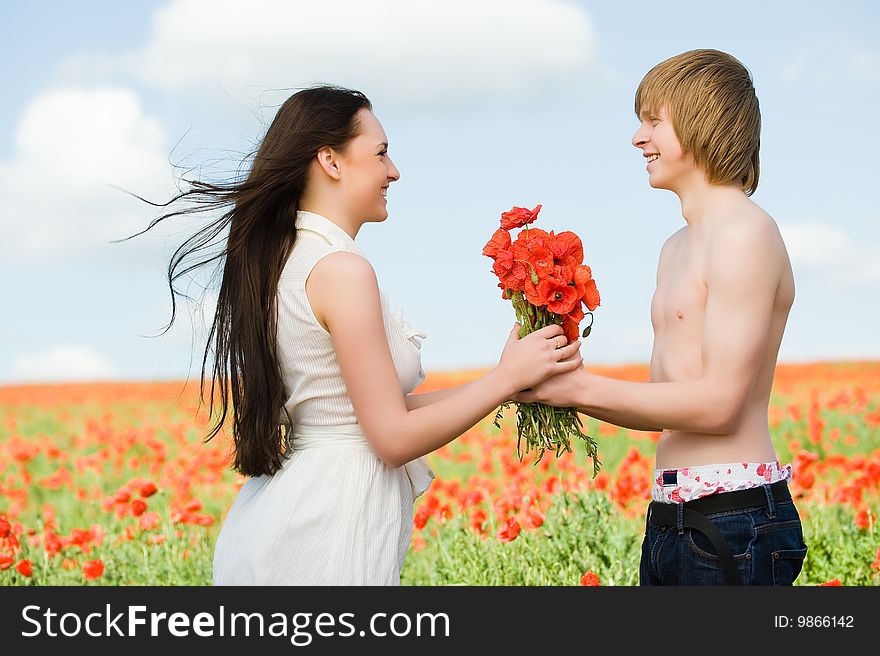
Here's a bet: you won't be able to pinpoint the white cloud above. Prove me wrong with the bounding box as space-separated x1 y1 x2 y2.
0 87 175 261
778 220 850 266
779 41 880 87
778 219 880 285
846 46 880 85
76 0 599 108
9 345 116 382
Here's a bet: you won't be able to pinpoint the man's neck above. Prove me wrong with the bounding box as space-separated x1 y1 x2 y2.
674 179 748 228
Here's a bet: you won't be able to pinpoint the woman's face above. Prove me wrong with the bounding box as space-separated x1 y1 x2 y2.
339 109 400 223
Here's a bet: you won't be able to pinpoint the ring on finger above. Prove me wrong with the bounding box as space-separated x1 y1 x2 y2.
554 336 563 349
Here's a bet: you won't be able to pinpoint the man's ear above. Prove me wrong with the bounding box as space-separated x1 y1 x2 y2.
315 146 342 181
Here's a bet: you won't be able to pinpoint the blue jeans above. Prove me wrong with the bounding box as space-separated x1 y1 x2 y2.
639 488 808 586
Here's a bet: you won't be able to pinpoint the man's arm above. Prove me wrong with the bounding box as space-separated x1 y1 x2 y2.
577 406 663 433
518 218 781 434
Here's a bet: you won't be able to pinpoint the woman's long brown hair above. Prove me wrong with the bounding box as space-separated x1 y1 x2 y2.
125 85 371 477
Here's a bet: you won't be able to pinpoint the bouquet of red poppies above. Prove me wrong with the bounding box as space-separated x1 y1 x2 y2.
483 204 602 475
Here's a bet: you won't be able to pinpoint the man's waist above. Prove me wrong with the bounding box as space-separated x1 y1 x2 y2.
651 460 793 504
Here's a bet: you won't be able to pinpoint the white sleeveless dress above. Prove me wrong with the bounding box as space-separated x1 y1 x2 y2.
212 210 434 585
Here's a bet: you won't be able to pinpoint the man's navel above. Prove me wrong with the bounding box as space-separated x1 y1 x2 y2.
676 310 684 320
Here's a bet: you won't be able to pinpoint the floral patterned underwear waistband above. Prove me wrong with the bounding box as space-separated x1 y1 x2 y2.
651 460 793 504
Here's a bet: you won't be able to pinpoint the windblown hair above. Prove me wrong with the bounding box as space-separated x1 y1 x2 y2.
635 49 761 195
128 85 371 477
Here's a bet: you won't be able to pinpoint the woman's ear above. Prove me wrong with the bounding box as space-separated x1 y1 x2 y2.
315 146 342 181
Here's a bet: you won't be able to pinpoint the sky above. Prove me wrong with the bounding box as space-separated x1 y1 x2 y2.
1 0 878 384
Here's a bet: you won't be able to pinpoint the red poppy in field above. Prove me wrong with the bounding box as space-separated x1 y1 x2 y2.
854 508 873 530
0 555 13 570
139 512 161 531
82 559 104 581
497 517 521 543
469 508 488 534
130 499 148 517
413 505 432 531
580 571 601 586
0 515 10 538
44 532 62 556
524 507 545 529
184 498 203 513
15 559 32 577
818 579 842 586
140 482 158 498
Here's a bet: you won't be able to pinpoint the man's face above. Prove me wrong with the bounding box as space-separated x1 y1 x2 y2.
632 106 695 193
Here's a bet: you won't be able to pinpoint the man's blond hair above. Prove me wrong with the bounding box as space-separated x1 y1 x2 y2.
635 49 761 196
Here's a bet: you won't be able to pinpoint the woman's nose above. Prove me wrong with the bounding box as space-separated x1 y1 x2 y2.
387 157 400 181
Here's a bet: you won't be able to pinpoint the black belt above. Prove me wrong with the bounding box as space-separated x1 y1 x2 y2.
647 480 791 585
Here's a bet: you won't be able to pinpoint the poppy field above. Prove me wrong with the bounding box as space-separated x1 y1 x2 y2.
1 362 878 586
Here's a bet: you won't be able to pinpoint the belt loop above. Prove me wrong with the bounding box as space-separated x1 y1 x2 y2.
763 483 776 519
676 502 684 535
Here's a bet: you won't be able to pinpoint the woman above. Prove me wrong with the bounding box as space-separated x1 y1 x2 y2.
138 85 582 585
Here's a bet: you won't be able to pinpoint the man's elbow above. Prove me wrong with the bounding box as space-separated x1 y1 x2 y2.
707 396 747 435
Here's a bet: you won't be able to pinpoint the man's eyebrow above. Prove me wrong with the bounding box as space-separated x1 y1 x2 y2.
377 142 388 149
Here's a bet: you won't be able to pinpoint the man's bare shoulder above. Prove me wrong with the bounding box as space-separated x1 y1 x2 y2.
709 202 788 279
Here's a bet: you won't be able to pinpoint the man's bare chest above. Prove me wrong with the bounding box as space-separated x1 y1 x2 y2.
651 259 708 334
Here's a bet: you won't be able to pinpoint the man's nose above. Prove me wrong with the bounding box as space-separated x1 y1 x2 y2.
632 126 648 149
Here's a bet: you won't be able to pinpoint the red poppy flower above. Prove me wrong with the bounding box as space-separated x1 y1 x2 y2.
139 512 161 531
0 515 10 539
82 559 104 581
496 517 521 543
184 498 203 513
500 204 541 231
130 499 148 517
549 231 584 268
44 533 62 556
413 505 432 531
580 571 601 586
580 277 601 311
524 507 544 529
0 555 13 570
139 482 158 498
818 579 842 586
518 243 555 282
15 559 33 577
537 277 579 315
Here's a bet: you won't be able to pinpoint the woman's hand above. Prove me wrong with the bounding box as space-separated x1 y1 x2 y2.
514 361 590 408
496 323 582 394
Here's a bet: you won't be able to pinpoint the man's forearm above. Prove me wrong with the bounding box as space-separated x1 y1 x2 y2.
578 373 740 435
577 406 664 433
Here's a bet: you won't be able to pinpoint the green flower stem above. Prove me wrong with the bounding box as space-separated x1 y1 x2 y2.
500 293 602 477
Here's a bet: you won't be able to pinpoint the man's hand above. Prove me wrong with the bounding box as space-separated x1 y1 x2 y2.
513 357 589 407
